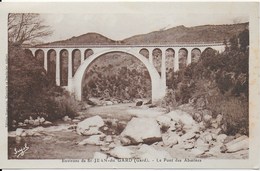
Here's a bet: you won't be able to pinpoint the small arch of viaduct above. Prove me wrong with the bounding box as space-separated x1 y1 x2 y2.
27 43 225 103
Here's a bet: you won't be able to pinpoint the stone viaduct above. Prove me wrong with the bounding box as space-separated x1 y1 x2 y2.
27 43 225 103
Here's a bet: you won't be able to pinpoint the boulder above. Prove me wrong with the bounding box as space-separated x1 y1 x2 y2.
105 135 113 143
221 135 249 153
16 128 24 136
135 144 171 160
165 110 196 129
180 131 196 142
136 101 143 106
183 142 195 149
207 144 222 155
33 119 40 126
63 116 71 122
120 118 162 145
162 132 180 147
72 119 81 123
190 148 205 156
78 134 105 146
76 116 104 135
24 119 29 124
21 132 27 137
108 146 134 159
39 117 45 124
93 152 107 159
105 101 113 106
81 127 102 136
216 134 227 143
43 121 52 126
156 115 172 128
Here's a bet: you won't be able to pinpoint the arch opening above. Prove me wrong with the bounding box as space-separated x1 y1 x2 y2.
139 48 149 59
60 49 68 86
152 48 162 76
81 52 152 102
47 49 56 84
84 49 94 60
72 49 81 76
191 48 201 63
178 48 188 70
72 48 163 103
166 48 175 88
35 49 44 67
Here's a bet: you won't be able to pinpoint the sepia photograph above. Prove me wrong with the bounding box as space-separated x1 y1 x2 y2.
0 1 259 169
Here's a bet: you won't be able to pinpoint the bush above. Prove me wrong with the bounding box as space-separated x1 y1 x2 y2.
8 45 79 130
207 94 248 135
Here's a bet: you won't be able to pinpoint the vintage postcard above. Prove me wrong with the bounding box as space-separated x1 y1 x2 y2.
0 2 259 169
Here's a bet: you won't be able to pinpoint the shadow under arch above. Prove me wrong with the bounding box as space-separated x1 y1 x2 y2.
72 48 164 103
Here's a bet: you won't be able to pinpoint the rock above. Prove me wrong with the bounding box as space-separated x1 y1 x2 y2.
108 146 134 159
39 117 45 124
190 148 205 156
202 133 212 143
18 122 24 127
21 132 27 137
162 132 180 147
33 119 40 126
183 142 195 149
105 101 113 106
216 134 227 143
193 112 202 122
78 134 105 146
136 101 143 106
81 127 102 136
63 116 71 122
221 135 249 153
144 99 152 105
72 119 80 123
24 119 29 124
100 146 110 152
120 118 162 145
28 119 34 125
180 131 196 142
93 152 107 159
16 128 24 136
208 144 222 155
105 135 113 143
223 136 235 144
43 121 52 126
156 115 172 128
135 144 171 160
165 110 196 129
202 113 212 123
8 131 16 138
108 142 116 149
77 116 104 135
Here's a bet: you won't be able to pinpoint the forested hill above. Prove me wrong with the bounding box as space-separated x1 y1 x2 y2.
39 22 248 46
122 23 249 44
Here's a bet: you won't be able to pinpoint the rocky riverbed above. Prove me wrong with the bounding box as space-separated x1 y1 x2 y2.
8 102 248 159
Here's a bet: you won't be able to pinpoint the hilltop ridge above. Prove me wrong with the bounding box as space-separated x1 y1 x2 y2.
38 22 248 46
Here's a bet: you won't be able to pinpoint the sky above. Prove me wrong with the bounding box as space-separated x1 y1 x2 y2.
40 5 249 43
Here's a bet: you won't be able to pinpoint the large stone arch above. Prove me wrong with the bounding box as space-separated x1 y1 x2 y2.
72 48 164 103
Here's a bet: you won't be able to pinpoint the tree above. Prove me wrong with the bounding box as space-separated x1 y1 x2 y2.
8 13 53 45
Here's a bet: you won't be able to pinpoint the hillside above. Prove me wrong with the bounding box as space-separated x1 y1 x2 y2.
40 32 120 46
39 22 248 46
123 23 249 44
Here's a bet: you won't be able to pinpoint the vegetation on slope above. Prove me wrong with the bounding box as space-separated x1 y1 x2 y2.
164 29 249 135
8 44 79 130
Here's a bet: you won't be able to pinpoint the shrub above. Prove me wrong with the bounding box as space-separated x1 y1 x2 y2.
8 45 79 130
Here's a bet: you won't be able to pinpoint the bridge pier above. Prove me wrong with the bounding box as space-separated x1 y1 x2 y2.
67 49 73 92
161 47 167 97
55 48 61 86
